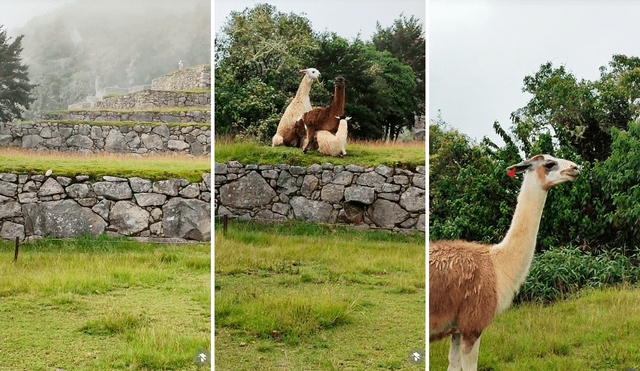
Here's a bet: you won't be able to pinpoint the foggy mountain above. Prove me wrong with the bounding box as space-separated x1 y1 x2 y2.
7 0 211 118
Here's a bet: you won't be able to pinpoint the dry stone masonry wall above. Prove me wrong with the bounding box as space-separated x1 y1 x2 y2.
94 91 211 111
41 109 210 124
0 172 211 242
215 162 425 232
0 122 211 156
151 65 211 91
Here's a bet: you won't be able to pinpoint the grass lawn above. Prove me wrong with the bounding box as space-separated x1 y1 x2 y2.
214 219 426 370
0 235 210 370
214 138 425 169
0 148 210 182
429 286 640 370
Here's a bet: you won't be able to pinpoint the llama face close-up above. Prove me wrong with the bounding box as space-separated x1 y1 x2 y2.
301 67 321 81
507 154 579 190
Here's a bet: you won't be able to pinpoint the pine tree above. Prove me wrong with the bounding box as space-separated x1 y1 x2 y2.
0 26 36 122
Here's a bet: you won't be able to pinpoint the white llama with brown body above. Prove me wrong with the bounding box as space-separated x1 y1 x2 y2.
272 68 320 147
430 154 580 371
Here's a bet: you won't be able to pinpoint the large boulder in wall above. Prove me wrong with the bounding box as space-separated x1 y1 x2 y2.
163 197 211 241
22 200 107 237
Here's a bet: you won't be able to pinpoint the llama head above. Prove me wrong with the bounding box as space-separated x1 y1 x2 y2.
506 154 579 190
300 68 321 82
334 76 345 89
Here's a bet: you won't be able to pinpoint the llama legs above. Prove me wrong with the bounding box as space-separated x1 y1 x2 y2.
460 335 481 371
447 333 462 371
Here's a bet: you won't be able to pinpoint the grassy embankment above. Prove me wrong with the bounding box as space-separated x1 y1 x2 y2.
0 148 210 182
429 285 640 370
215 219 425 370
0 235 210 370
214 136 425 169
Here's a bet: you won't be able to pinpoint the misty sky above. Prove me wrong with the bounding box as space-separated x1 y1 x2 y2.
215 0 425 42
0 0 76 31
430 0 640 146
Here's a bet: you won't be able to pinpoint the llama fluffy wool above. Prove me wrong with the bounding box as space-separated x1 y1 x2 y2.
272 68 320 147
316 117 348 157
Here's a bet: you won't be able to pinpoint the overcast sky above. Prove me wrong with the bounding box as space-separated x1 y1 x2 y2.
0 0 76 31
430 0 640 146
215 0 425 42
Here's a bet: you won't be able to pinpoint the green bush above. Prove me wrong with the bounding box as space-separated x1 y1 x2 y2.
515 246 640 304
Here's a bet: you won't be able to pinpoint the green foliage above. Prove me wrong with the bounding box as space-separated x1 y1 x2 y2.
0 26 36 122
516 246 640 303
214 4 423 142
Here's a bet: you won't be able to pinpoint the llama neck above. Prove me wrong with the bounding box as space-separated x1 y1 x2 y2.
295 76 312 98
492 173 548 313
331 87 345 115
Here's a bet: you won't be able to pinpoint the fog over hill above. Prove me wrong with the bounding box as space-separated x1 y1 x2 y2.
7 0 211 119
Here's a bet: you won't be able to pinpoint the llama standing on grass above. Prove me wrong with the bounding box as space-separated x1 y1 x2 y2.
294 76 346 153
430 154 580 371
315 116 350 157
272 68 321 147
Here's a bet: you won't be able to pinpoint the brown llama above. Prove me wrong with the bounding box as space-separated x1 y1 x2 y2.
430 155 580 371
294 76 346 153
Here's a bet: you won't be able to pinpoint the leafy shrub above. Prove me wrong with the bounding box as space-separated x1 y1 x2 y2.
515 246 640 304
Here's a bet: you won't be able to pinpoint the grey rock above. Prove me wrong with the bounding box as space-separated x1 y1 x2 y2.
378 193 400 202
38 178 65 197
66 183 91 198
66 134 93 149
276 171 297 195
0 200 21 219
0 173 17 182
103 176 128 182
332 171 353 185
255 209 286 222
168 140 190 150
132 112 153 122
345 165 364 173
23 200 107 237
202 173 211 191
150 207 162 221
356 171 386 190
381 183 402 193
141 133 164 149
320 184 345 204
290 166 306 175
17 192 38 204
104 129 129 153
307 164 323 173
129 177 152 193
152 125 171 138
162 198 211 241
22 134 43 149
92 181 133 200
399 187 425 212
77 198 97 207
290 197 335 223
110 201 149 235
367 199 409 229
393 175 410 185
179 183 200 198
92 199 112 220
56 176 72 187
375 164 394 178
219 171 276 209
153 179 182 196
0 221 24 241
149 222 163 235
344 186 375 205
262 170 278 179
134 193 167 207
90 126 103 140
300 175 319 198
272 203 290 215
416 214 425 232
214 162 228 175
412 174 426 189
0 181 17 196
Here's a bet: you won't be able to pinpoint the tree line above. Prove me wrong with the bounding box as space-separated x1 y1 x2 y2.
214 3 425 142
430 54 640 257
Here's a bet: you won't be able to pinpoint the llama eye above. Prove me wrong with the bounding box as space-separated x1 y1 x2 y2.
544 162 557 169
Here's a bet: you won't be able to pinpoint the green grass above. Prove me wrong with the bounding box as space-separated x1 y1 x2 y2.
214 139 425 169
0 148 210 182
429 286 640 370
215 219 425 370
0 236 210 370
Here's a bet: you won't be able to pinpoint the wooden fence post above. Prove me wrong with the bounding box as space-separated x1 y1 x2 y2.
223 214 229 233
13 236 19 262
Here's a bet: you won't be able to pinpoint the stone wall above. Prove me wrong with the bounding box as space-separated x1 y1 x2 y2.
94 90 211 110
0 172 211 242
214 161 425 232
151 65 211 91
0 122 211 156
41 109 210 124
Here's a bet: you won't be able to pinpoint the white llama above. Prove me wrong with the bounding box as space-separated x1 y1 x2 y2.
315 116 349 157
272 68 321 147
430 154 580 371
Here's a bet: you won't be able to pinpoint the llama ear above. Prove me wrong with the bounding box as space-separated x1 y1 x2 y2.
506 160 532 175
299 69 307 75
